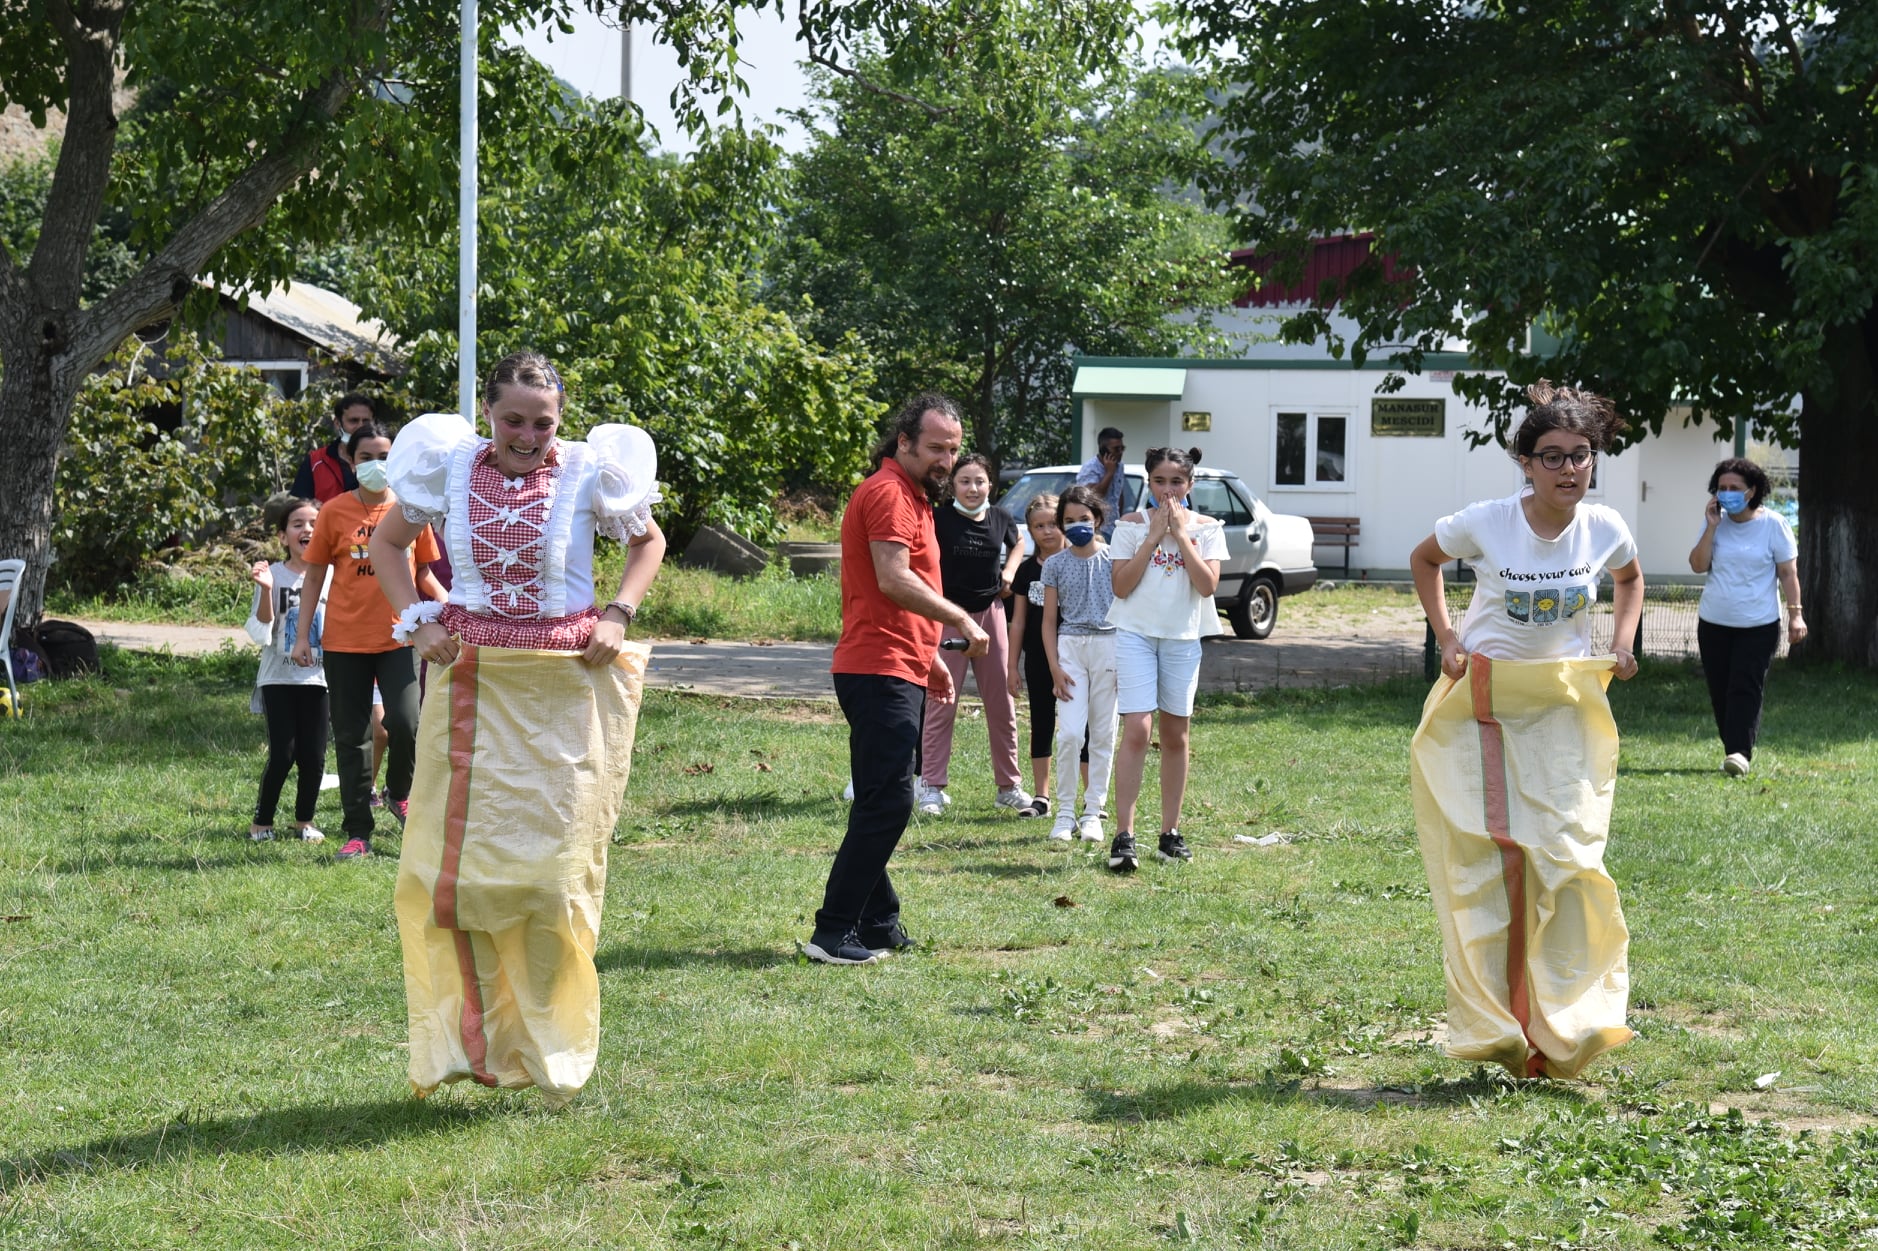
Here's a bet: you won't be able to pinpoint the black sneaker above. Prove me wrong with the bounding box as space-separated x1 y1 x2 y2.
801 928 880 965
1157 830 1193 862
1108 830 1138 873
1017 795 1051 819
860 921 916 957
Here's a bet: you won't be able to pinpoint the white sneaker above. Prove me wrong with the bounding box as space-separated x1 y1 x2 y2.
1077 813 1104 842
1048 814 1077 842
1723 752 1750 777
297 826 326 844
249 828 275 842
841 778 855 801
917 784 947 816
995 786 1033 811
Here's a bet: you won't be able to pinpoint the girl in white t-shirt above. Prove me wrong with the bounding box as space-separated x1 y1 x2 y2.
1407 382 1643 1082
1104 447 1228 873
245 494 330 843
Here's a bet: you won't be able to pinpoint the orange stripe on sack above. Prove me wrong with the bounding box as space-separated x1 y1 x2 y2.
1470 655 1539 1069
438 645 494 1085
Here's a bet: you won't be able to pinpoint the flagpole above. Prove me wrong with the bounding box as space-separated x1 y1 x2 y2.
458 0 479 421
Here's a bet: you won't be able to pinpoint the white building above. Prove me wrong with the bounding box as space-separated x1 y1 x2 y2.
1073 237 1790 580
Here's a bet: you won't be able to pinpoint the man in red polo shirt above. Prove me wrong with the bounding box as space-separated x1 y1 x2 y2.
804 393 990 965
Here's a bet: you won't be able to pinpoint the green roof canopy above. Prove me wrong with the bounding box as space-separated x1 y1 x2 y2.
1071 365 1187 401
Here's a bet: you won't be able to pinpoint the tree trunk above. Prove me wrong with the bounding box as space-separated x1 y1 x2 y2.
0 330 82 631
1795 317 1878 667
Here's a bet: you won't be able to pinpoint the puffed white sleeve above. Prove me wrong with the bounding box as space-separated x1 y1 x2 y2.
388 412 476 526
586 423 662 541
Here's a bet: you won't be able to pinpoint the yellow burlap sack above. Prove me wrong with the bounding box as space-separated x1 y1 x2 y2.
1410 655 1632 1080
396 641 648 1104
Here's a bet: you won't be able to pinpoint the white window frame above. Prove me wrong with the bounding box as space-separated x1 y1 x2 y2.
230 358 310 399
1269 408 1355 493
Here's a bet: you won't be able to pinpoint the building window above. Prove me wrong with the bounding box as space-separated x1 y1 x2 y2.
1273 410 1351 489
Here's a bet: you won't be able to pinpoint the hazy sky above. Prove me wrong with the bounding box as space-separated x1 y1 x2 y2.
511 6 813 153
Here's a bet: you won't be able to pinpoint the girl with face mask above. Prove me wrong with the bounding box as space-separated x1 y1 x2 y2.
918 453 1031 816
291 419 448 861
1039 486 1118 844
1690 457 1805 777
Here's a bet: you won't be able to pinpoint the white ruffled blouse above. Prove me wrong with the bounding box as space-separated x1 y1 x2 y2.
387 411 660 619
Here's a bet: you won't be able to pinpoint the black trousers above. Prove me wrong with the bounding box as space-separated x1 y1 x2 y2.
323 648 420 838
817 673 925 940
254 684 330 825
1697 619 1781 760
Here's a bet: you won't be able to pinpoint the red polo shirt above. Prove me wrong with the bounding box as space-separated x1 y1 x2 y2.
831 457 943 685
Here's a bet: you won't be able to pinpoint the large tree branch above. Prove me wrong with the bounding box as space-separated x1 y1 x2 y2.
798 0 951 119
59 0 395 381
27 0 127 313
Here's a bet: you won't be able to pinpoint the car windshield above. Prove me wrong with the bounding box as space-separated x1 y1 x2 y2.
996 471 1078 523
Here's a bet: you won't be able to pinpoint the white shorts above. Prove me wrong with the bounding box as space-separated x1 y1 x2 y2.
1115 631 1203 717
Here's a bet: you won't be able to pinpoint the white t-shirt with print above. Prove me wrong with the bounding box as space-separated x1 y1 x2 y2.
1436 493 1638 661
1105 514 1230 640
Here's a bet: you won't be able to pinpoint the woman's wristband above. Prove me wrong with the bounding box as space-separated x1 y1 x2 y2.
602 600 638 625
1787 603 1804 614
390 600 446 643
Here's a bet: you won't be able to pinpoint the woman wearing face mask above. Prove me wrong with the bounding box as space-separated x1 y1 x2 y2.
917 453 1030 816
1690 457 1805 777
292 419 447 860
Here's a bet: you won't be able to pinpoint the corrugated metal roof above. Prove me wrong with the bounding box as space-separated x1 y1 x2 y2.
209 278 403 372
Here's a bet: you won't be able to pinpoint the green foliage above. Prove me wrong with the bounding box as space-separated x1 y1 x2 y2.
774 6 1239 465
330 77 881 544
0 147 139 303
52 331 326 592
1174 0 1878 448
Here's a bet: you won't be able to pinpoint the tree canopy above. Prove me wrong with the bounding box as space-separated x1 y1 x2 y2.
1177 0 1878 665
773 4 1238 466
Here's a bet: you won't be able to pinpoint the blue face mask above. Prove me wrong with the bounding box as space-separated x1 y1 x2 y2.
1716 489 1749 516
1064 523 1097 548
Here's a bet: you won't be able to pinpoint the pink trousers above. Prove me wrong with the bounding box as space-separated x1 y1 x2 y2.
921 601 1022 791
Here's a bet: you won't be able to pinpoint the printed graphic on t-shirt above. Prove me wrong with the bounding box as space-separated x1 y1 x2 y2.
348 526 375 576
1149 546 1186 575
279 584 323 659
1504 579 1591 628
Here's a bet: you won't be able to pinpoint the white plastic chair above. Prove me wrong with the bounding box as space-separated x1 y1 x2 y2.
0 559 24 713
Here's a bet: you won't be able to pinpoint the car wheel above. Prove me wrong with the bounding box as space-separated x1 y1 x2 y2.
1227 575 1279 640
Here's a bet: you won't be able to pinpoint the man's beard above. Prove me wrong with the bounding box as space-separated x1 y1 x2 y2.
921 466 949 502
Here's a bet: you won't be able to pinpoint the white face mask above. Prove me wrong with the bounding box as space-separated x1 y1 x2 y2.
951 497 989 520
354 459 390 492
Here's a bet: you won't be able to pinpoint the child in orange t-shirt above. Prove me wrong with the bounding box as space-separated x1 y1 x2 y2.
292 420 444 860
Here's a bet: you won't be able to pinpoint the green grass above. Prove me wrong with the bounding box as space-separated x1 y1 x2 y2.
2 651 1876 1248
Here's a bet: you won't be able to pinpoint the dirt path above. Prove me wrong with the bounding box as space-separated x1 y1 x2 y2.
73 606 1439 701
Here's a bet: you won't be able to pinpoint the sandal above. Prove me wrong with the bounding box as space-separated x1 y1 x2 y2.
1016 796 1051 819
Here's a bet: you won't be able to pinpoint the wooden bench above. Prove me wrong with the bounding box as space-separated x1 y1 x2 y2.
1304 516 1360 577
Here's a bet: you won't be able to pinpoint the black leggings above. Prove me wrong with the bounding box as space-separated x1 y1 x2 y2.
254 685 330 826
1021 647 1087 763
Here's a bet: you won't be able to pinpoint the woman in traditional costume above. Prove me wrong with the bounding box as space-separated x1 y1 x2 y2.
370 351 665 1105
1407 383 1642 1080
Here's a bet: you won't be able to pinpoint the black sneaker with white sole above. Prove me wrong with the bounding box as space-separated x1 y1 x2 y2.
801 928 881 965
1107 830 1138 873
1156 830 1193 862
860 920 915 956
